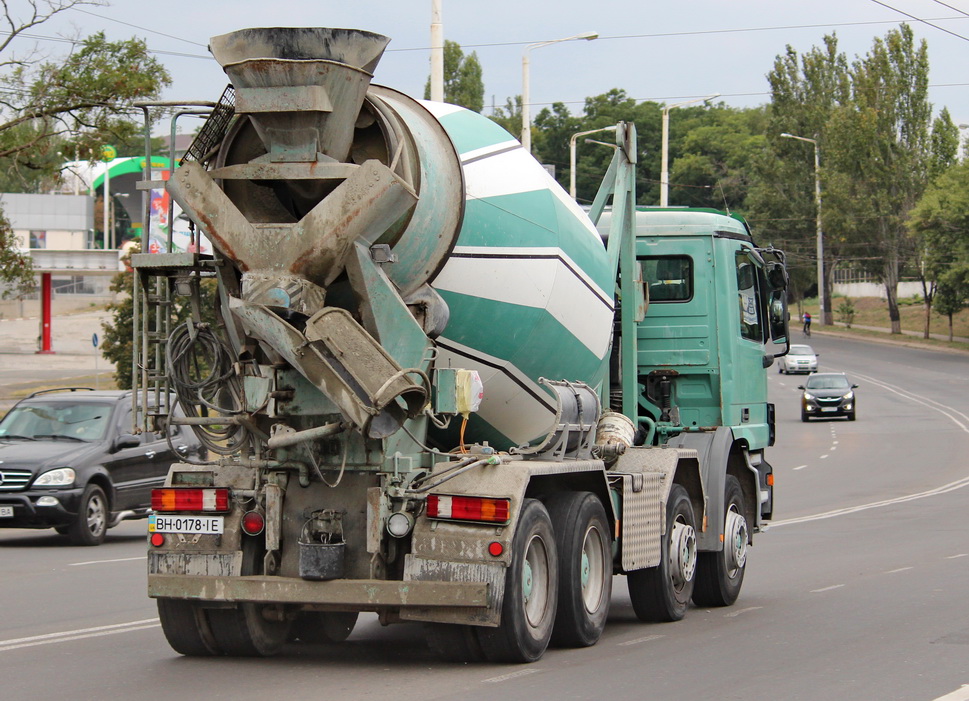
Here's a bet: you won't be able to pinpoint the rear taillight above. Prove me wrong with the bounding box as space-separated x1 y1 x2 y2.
151 487 230 513
426 494 510 524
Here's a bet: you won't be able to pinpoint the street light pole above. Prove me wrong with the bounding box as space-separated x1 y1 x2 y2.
781 132 826 325
429 0 444 102
569 125 617 199
521 31 598 153
660 93 719 206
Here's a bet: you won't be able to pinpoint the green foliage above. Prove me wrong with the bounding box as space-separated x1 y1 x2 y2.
934 265 969 339
836 298 856 327
908 159 969 280
0 210 34 298
489 95 522 138
423 40 484 112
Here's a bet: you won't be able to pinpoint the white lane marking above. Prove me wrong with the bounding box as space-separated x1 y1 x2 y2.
793 464 808 471
811 584 845 593
618 634 664 646
482 669 540 683
725 606 763 618
829 446 837 452
933 684 969 701
770 475 969 527
849 371 969 434
820 454 829 459
947 554 968 559
69 556 146 567
833 441 839 445
886 567 913 574
0 619 160 653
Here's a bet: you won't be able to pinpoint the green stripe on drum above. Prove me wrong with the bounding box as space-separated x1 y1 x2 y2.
436 109 518 155
458 195 611 292
435 291 607 388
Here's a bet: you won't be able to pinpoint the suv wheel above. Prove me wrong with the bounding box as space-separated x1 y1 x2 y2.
68 484 108 546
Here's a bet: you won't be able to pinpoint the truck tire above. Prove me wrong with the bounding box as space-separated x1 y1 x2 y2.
627 484 697 622
425 623 486 662
157 598 220 656
206 536 292 656
546 492 612 647
476 499 558 663
291 612 358 644
692 476 747 607
67 484 108 546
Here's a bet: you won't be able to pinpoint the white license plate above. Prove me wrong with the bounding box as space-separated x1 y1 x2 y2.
821 407 838 412
150 514 223 534
0 505 13 518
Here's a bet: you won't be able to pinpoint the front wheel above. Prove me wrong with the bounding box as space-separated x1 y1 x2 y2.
68 484 108 546
693 476 748 607
546 492 612 648
477 499 558 663
627 484 697 622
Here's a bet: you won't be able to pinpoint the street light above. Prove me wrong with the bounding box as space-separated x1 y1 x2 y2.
781 132 826 326
569 125 617 199
660 93 719 206
522 31 598 153
429 0 444 102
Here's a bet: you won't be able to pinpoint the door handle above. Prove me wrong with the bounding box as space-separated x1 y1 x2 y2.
145 450 156 459
176 445 188 454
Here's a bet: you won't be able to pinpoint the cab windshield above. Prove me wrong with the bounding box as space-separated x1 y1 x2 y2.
0 402 113 441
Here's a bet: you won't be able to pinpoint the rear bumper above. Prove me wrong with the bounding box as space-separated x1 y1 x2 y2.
147 573 489 610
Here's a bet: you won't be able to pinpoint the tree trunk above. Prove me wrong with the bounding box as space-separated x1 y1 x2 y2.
883 257 902 335
923 301 931 339
822 257 835 326
949 313 954 343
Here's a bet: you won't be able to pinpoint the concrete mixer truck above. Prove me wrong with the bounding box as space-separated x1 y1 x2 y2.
131 26 791 663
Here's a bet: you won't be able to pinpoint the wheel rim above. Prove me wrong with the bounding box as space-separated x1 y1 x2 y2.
580 525 606 613
522 533 551 628
724 505 748 575
669 516 697 590
86 493 106 537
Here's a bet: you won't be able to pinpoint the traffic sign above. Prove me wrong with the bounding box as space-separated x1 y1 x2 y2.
92 333 99 348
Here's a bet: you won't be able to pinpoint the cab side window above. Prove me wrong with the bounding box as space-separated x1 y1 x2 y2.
736 253 763 342
641 256 693 302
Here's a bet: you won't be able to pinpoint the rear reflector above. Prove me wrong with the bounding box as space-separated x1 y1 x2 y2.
426 494 510 524
151 487 230 513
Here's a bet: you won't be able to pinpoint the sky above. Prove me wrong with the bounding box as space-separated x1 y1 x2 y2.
25 0 969 133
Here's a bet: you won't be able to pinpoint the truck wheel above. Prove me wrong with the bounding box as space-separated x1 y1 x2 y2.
627 484 697 622
157 598 220 656
206 536 292 656
291 612 358 644
68 484 108 546
426 623 486 662
693 476 747 607
546 492 612 647
477 499 558 663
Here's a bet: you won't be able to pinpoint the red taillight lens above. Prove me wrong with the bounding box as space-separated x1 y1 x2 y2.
150 532 165 547
151 488 230 513
426 494 510 524
241 511 265 536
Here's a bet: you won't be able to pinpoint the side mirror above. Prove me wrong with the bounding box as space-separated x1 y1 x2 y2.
852 384 859 389
797 385 805 390
113 434 140 451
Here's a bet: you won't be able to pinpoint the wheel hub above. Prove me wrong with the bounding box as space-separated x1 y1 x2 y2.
669 519 697 588
724 506 748 573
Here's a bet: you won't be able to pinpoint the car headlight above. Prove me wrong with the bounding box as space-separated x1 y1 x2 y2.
844 391 854 401
33 467 76 487
803 392 815 400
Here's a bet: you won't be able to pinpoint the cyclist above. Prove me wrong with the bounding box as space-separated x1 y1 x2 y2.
802 311 812 336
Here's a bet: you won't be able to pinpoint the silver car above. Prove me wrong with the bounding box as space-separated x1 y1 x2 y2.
778 344 818 374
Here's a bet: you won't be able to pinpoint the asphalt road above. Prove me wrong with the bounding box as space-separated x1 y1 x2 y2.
1 333 967 701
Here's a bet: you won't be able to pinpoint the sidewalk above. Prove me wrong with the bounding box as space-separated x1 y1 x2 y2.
0 309 117 414
809 321 969 353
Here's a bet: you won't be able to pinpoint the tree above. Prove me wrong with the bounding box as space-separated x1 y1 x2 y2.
0 1 171 283
908 159 969 336
825 25 946 334
934 265 969 341
0 210 33 297
424 40 484 112
489 95 522 139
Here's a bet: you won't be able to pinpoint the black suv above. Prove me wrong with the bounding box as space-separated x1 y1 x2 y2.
0 388 203 545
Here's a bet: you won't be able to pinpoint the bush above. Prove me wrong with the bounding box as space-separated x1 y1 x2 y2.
837 298 856 328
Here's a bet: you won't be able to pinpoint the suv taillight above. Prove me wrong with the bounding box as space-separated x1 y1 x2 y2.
151 487 229 512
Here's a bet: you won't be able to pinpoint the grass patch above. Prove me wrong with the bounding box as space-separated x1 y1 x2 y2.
797 296 969 342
